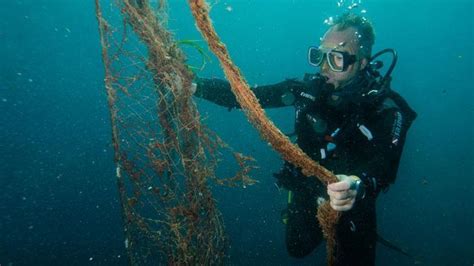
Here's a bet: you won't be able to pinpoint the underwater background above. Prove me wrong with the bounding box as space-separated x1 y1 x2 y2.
1 0 472 265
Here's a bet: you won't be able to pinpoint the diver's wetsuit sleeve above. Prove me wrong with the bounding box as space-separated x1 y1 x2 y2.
353 107 414 197
194 77 306 109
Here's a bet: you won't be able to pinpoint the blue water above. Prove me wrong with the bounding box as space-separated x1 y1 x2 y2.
1 0 472 265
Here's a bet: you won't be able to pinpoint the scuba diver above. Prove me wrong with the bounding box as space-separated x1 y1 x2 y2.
193 13 416 266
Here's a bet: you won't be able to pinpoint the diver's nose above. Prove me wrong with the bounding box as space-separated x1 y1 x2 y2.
321 60 329 73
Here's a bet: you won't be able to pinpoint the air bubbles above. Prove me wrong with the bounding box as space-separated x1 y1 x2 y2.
336 0 367 14
324 16 334 25
348 3 358 10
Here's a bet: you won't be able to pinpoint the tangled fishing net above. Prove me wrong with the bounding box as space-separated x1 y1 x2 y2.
96 0 340 265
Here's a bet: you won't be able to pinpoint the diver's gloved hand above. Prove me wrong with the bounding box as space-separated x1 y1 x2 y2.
327 174 365 211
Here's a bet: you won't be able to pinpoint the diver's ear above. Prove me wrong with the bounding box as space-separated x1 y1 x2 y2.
360 57 368 70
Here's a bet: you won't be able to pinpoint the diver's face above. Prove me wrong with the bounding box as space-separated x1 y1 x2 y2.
320 26 367 89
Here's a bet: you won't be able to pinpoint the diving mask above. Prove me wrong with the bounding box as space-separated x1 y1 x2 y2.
308 47 357 72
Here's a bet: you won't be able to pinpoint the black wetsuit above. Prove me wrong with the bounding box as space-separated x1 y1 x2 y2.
195 73 416 266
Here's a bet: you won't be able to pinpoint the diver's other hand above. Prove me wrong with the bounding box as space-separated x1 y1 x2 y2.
191 82 197 94
327 174 361 211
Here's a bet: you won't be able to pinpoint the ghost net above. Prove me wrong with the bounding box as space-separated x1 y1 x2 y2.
95 0 256 264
